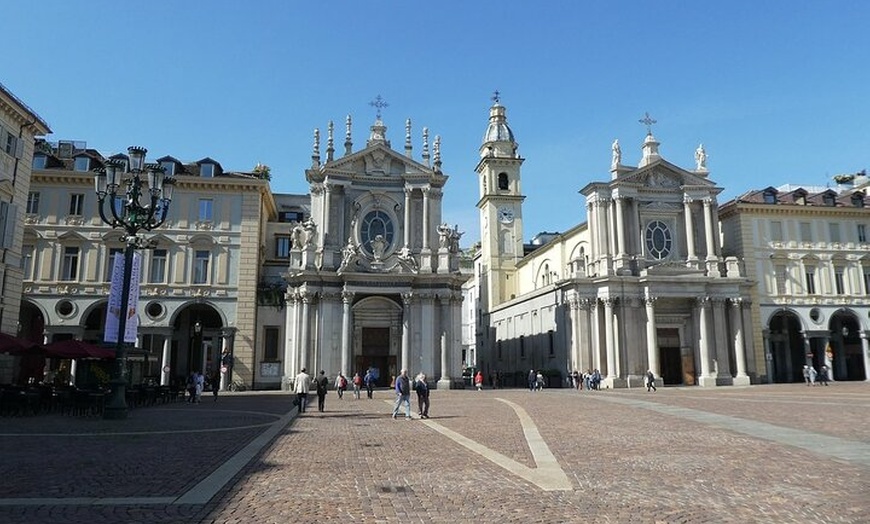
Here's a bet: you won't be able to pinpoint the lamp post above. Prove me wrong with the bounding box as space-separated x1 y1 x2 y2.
95 146 175 419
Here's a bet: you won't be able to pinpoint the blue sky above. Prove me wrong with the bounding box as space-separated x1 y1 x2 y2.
4 1 869 246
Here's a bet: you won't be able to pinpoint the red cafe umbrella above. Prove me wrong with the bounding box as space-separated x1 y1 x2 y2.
42 339 116 360
0 332 43 356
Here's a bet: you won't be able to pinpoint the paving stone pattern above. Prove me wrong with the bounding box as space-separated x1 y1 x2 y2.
0 385 867 523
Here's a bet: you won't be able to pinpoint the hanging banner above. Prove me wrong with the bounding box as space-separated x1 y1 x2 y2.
104 251 141 344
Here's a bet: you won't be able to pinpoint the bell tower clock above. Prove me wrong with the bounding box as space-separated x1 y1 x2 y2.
476 93 525 308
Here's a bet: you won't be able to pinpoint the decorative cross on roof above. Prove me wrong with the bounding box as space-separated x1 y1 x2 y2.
369 94 389 120
638 112 657 135
491 90 501 104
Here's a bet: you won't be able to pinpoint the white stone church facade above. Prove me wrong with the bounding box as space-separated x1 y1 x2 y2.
472 101 756 388
268 115 468 389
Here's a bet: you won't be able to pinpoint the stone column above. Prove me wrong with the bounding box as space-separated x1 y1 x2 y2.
604 297 617 379
586 202 597 262
422 188 431 252
615 196 626 260
299 293 311 371
644 296 659 376
697 297 715 386
570 298 582 373
160 335 171 386
403 187 412 248
284 293 298 384
712 298 731 383
731 298 750 385
762 329 773 384
401 292 413 372
703 198 716 261
862 333 870 383
438 294 451 388
323 184 332 246
607 199 617 261
683 196 697 264
341 291 354 375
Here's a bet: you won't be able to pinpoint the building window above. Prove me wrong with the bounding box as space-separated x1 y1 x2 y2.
799 222 813 243
198 199 213 221
852 193 865 208
26 192 39 214
22 245 34 280
150 249 167 283
200 164 214 178
519 336 525 358
4 133 18 156
497 341 502 360
105 248 123 281
160 161 175 177
361 210 394 256
823 194 836 207
775 265 787 295
763 190 777 204
644 220 673 260
276 237 290 258
770 221 783 242
69 194 84 216
835 270 845 295
829 223 841 243
864 272 870 295
32 155 46 169
193 250 210 284
858 224 867 243
264 327 280 361
74 156 90 172
498 172 509 190
61 246 80 281
278 211 304 223
805 270 816 295
548 330 555 356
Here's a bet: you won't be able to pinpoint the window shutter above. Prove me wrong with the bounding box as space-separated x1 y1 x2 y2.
0 201 9 248
14 138 23 159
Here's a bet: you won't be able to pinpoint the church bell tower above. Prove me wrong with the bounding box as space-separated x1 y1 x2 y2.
476 94 525 308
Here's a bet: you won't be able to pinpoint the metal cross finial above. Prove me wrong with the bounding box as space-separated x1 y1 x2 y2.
369 94 389 120
492 90 501 104
638 112 657 134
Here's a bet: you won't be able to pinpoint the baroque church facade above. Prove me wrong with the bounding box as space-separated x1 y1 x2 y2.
265 114 468 389
473 101 757 388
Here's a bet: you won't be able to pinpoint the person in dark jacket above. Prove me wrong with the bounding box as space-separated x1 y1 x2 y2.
414 372 430 419
314 370 329 412
391 369 412 419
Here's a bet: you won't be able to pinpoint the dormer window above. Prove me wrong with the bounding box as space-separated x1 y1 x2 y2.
823 193 836 207
160 161 176 177
852 193 865 208
200 163 214 178
763 189 777 204
32 154 46 170
74 156 90 172
794 191 807 205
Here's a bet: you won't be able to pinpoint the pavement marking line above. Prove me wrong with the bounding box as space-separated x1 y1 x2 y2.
174 407 297 504
597 395 870 468
416 398 572 491
0 407 298 507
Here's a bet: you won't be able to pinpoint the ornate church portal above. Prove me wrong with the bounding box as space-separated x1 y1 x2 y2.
281 106 468 389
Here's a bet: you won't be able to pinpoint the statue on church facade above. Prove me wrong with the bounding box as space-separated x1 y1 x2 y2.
438 223 452 250
291 222 304 250
695 143 707 171
339 237 360 272
302 218 317 249
370 234 387 262
611 139 621 169
397 245 418 273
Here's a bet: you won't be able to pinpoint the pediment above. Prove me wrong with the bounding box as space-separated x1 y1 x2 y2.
619 160 715 189
322 144 435 178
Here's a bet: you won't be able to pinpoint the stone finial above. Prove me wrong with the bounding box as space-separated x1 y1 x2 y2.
405 118 413 158
422 127 430 167
344 115 353 156
433 135 442 171
312 128 321 167
326 120 335 162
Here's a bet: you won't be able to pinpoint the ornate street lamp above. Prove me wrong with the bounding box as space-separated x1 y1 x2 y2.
94 146 175 419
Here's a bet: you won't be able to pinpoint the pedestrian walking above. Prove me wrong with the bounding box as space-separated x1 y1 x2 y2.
186 372 197 403
535 371 544 391
294 367 311 413
194 371 205 403
803 365 811 386
314 370 329 412
474 370 484 391
414 372 430 418
335 373 347 399
211 370 220 402
645 370 657 392
352 372 362 399
391 369 412 419
364 369 375 399
808 366 817 386
528 369 536 391
818 365 830 386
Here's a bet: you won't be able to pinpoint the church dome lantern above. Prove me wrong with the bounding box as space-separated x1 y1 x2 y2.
480 92 518 158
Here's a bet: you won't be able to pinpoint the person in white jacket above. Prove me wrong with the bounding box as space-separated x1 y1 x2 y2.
294 368 311 413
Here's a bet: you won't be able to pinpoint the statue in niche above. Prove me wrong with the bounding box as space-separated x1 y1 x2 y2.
611 139 621 168
370 234 386 262
397 245 418 273
339 237 360 271
449 226 463 254
437 223 452 250
302 218 317 248
695 143 707 171
291 222 304 250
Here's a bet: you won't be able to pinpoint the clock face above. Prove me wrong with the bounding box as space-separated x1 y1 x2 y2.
497 206 515 224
